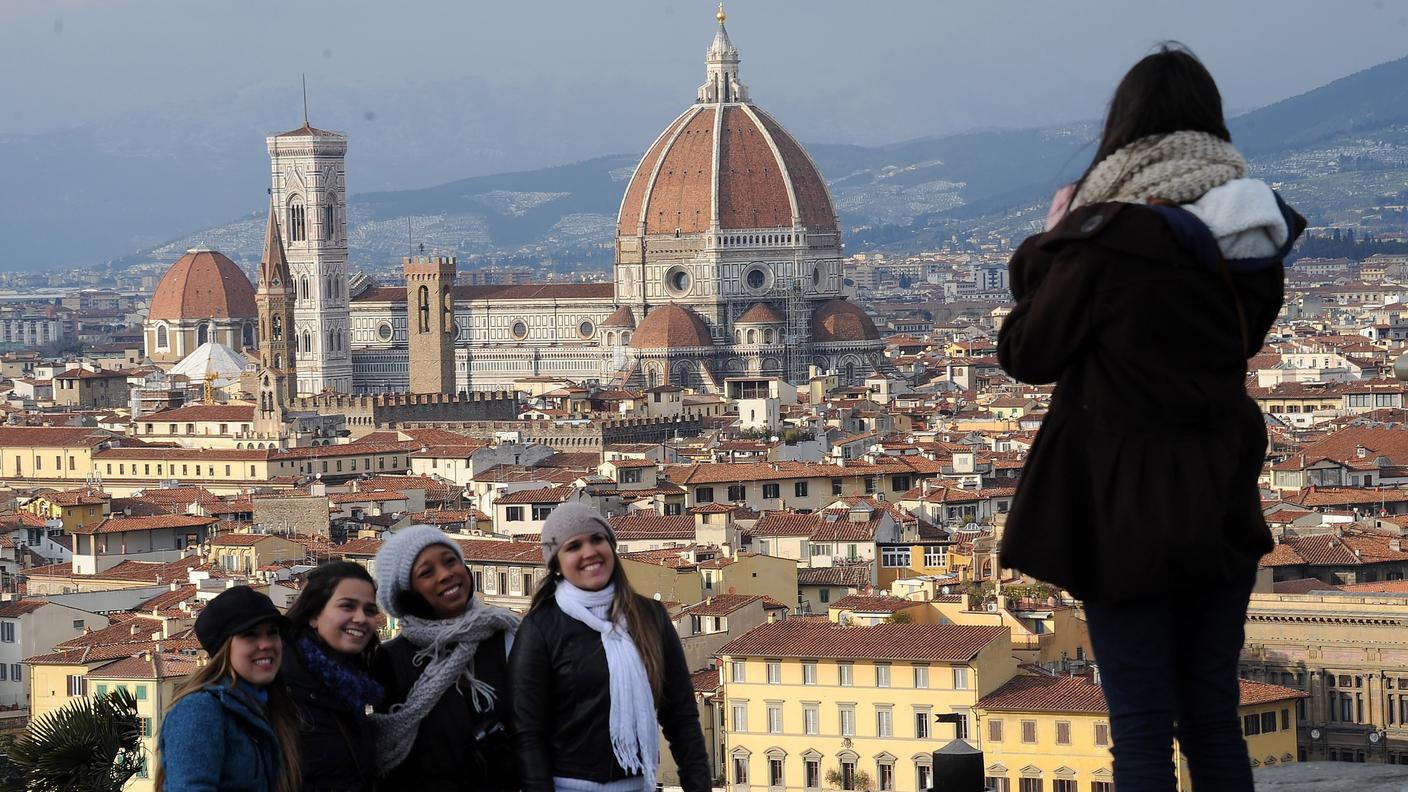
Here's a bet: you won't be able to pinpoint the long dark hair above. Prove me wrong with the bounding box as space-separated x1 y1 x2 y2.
284 561 381 665
1073 43 1229 202
529 544 666 701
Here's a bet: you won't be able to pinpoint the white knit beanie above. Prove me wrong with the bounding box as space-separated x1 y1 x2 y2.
540 501 616 564
374 524 465 618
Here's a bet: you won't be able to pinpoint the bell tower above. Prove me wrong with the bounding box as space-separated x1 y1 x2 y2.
404 254 458 394
267 118 352 395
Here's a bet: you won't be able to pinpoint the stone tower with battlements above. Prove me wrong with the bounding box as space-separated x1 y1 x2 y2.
267 120 352 395
404 254 458 394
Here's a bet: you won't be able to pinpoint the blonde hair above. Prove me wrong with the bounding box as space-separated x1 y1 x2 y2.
154 638 302 792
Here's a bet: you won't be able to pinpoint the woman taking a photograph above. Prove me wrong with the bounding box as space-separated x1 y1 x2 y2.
281 561 384 792
997 45 1304 792
370 524 521 790
511 501 709 792
156 586 300 792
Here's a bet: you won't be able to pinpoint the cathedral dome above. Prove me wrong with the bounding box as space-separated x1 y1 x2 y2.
630 304 715 349
149 249 257 322
735 303 784 325
602 305 637 328
616 15 836 238
810 298 880 343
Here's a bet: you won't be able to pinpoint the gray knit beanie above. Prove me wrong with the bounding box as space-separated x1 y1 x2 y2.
540 501 616 564
374 524 465 618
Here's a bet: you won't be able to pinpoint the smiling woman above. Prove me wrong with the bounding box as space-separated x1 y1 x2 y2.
280 561 385 792
511 502 711 792
155 586 301 792
370 525 522 791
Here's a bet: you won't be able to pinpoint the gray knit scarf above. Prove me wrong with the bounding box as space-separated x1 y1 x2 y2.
370 598 521 771
1070 130 1246 210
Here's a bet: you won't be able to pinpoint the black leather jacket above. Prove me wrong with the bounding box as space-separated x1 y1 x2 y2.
510 598 711 792
371 630 517 792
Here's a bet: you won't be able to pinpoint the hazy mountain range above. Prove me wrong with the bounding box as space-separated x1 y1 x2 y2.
11 51 1408 275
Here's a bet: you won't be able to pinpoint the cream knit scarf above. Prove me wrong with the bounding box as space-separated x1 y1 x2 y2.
370 598 521 770
554 580 659 792
1070 130 1246 210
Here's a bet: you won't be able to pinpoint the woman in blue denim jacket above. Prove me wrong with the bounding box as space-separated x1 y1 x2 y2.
156 586 301 792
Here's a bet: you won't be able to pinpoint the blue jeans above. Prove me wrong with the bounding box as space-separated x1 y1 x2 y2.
1084 573 1255 792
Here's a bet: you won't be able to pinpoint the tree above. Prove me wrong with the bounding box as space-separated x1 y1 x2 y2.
885 610 914 624
5 688 144 792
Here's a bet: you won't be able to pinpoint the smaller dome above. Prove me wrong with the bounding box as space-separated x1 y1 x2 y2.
602 306 636 328
735 303 784 325
630 304 714 349
149 249 257 322
169 342 253 388
810 298 880 343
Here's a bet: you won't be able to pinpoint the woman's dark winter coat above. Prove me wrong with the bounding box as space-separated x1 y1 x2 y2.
280 639 378 792
997 200 1305 603
370 630 516 792
157 680 283 792
510 596 711 792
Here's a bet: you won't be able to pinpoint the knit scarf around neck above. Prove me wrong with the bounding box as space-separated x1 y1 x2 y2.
369 597 520 771
296 634 383 716
1070 130 1246 211
554 580 659 790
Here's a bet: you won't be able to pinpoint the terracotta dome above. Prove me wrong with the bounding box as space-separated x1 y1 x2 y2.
602 305 637 328
735 303 784 324
149 249 257 322
810 299 880 344
630 304 715 349
616 17 835 238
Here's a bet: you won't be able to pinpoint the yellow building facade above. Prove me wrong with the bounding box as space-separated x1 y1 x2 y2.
718 620 1015 792
974 673 1305 792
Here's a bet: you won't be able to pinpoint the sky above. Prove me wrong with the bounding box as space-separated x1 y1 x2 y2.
3 0 1408 268
6 1 1408 167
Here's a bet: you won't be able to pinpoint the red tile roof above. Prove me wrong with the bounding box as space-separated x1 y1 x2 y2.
829 595 916 613
495 487 575 506
797 564 872 588
691 666 721 694
0 599 48 618
610 512 696 540
978 674 1306 714
718 620 1005 662
677 593 787 617
70 514 218 535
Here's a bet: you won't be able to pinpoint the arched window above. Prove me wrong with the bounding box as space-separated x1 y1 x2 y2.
747 329 756 345
155 324 169 350
764 329 774 344
273 354 282 370
300 277 309 301
242 322 254 348
442 286 453 326
417 285 431 333
303 330 312 357
197 323 209 346
325 277 332 299
287 195 306 242
735 329 743 344
322 203 334 240
271 315 282 341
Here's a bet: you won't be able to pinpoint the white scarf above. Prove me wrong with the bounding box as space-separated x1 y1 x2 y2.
554 580 658 790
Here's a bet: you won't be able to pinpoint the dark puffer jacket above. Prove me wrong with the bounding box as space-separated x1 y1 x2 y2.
510 596 711 792
997 199 1305 603
280 639 378 792
371 631 516 792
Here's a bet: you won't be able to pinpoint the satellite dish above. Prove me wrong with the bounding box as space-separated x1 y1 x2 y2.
1370 732 1382 744
985 602 998 612
940 586 950 595
1309 728 1322 740
653 593 662 601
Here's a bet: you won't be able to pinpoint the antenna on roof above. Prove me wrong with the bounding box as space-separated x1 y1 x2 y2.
302 74 309 126
407 216 413 256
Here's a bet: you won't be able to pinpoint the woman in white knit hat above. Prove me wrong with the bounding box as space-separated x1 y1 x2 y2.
368 524 520 790
510 501 710 792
